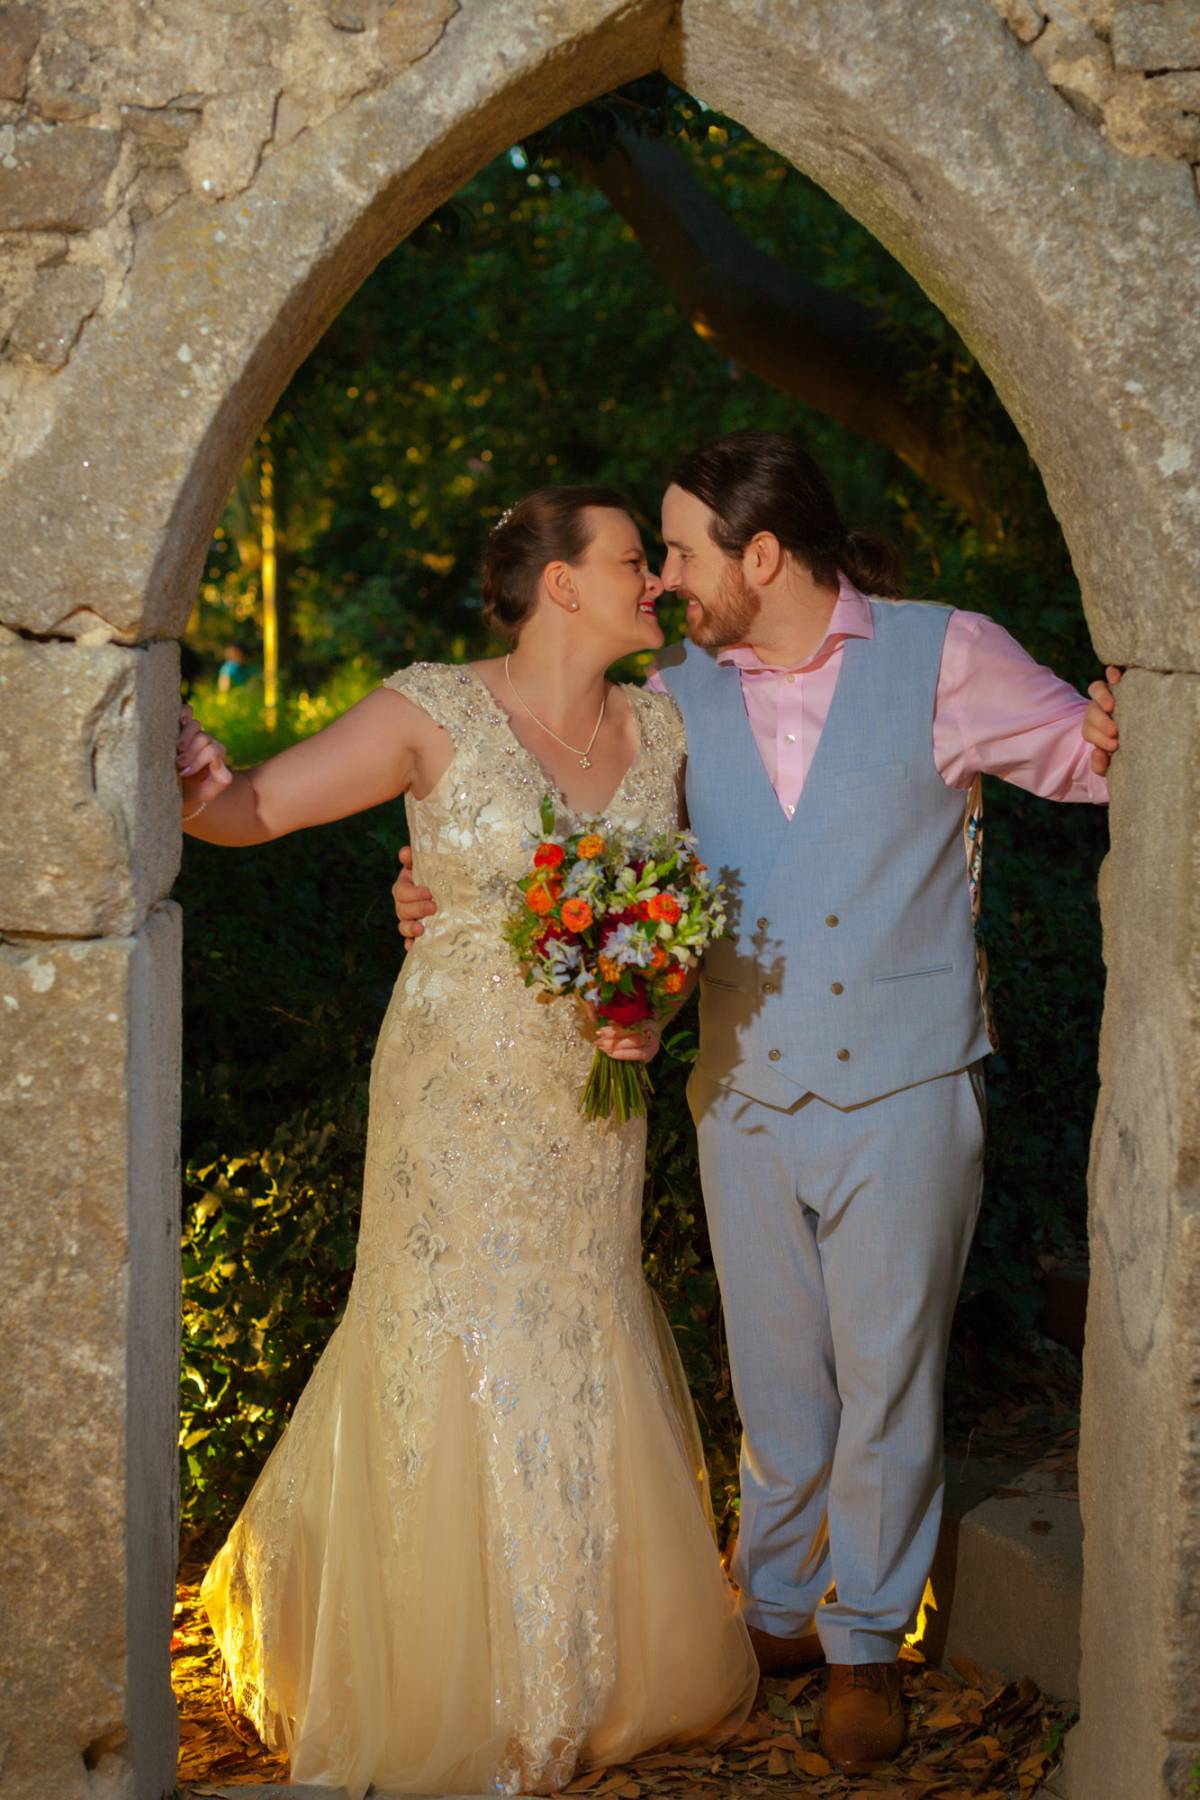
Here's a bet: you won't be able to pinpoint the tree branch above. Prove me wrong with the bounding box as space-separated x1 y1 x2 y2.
577 126 999 527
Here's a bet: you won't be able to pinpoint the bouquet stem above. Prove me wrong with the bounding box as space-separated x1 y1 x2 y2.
580 1050 654 1123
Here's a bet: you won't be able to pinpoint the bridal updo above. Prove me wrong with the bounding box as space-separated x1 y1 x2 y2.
481 484 632 641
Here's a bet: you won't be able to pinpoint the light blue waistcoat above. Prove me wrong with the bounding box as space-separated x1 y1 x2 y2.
659 600 991 1107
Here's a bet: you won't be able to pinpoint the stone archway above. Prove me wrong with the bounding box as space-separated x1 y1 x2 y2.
1 3 1196 1796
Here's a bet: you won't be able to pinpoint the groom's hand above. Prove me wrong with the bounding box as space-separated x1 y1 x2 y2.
1082 665 1122 775
393 845 437 946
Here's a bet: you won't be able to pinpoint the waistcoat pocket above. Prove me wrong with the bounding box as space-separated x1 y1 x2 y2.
873 962 954 985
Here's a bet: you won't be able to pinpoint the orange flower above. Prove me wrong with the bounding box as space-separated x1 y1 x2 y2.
598 953 622 984
647 893 682 924
663 967 687 994
534 842 564 869
577 833 605 859
526 884 555 916
560 898 593 931
650 945 669 971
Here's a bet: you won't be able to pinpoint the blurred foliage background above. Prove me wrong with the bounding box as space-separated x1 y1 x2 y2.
179 83 1106 1541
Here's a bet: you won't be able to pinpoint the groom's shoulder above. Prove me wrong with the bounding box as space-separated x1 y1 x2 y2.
870 595 957 640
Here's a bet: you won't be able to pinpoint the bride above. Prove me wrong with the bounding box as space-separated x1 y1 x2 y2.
179 485 758 1798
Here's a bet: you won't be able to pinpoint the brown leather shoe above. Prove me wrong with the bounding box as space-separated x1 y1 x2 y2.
746 1622 825 1676
818 1662 905 1771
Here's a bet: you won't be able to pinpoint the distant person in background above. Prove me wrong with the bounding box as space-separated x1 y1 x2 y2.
217 642 254 692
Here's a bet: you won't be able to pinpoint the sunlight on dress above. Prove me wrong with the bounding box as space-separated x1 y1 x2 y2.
201 666 757 1797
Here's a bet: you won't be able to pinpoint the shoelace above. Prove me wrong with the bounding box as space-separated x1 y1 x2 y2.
846 1664 894 1694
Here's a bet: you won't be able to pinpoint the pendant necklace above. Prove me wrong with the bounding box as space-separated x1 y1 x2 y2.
504 654 607 769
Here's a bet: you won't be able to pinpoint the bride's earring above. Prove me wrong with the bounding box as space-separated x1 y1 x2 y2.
569 601 579 611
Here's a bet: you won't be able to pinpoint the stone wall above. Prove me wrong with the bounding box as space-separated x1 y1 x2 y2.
989 0 1200 161
0 2 1196 1796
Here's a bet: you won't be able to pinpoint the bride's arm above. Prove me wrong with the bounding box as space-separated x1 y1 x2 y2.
178 689 439 845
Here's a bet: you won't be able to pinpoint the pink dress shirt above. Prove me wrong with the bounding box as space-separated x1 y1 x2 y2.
648 577 1108 817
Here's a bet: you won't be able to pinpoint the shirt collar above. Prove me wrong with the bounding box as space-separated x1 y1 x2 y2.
715 574 874 674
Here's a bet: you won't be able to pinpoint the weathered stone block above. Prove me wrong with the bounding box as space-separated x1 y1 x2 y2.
182 88 280 201
7 257 103 365
1112 0 1200 72
1103 69 1200 156
940 1486 1083 1701
119 99 200 148
378 0 459 67
0 640 181 937
1031 16 1118 118
1067 669 1200 1797
0 120 120 231
0 905 181 1800
0 4 41 102
989 0 1048 46
0 228 67 341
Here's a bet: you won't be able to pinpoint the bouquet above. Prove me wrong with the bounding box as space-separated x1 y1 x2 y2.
503 795 728 1122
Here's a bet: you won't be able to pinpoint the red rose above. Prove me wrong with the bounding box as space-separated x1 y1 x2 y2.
599 982 653 1027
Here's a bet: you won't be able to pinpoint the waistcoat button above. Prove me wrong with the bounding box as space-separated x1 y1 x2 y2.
756 916 769 930
830 982 844 995
836 1048 851 1062
762 981 776 994
768 1048 782 1062
825 914 839 927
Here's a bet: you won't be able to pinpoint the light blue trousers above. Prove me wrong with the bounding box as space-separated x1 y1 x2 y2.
690 1063 986 1666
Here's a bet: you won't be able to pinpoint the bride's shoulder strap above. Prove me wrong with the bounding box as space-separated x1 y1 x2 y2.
379 662 491 742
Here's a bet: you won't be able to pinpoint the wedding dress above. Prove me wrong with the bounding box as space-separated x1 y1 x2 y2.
201 664 758 1798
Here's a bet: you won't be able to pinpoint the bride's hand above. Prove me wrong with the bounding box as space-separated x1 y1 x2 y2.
176 703 233 806
593 1020 662 1064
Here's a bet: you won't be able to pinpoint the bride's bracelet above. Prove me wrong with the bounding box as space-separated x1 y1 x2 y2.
181 799 207 824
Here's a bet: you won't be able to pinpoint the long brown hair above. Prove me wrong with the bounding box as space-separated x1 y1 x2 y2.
481 485 631 640
669 431 903 597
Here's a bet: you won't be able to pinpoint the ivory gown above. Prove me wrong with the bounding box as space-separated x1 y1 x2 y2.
201 664 758 1798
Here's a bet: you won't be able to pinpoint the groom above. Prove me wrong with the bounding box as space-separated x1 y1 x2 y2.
393 432 1120 1774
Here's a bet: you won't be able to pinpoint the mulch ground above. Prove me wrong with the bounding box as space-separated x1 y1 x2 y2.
174 1581 1072 1800
177 1340 1081 1797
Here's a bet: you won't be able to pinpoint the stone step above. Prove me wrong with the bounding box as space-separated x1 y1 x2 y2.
923 1456 1083 1703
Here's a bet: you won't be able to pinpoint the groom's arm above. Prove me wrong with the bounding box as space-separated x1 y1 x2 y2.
936 612 1115 802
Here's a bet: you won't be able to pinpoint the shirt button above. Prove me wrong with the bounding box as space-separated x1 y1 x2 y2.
756 916 769 930
831 982 844 995
784 803 795 817
837 1048 851 1062
784 733 796 744
768 1048 782 1062
825 914 839 927
785 674 796 684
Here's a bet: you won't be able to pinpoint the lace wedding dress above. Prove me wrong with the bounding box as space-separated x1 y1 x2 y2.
201 664 757 1798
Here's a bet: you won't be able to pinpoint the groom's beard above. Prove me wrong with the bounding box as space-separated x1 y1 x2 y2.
683 564 762 649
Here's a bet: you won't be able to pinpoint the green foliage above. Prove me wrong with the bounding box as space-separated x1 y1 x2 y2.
180 803 403 1531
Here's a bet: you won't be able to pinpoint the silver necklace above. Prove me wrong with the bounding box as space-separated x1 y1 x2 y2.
504 654 607 769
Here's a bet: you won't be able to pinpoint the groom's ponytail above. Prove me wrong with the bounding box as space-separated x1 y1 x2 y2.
481 484 631 641
669 432 904 599
839 527 904 599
